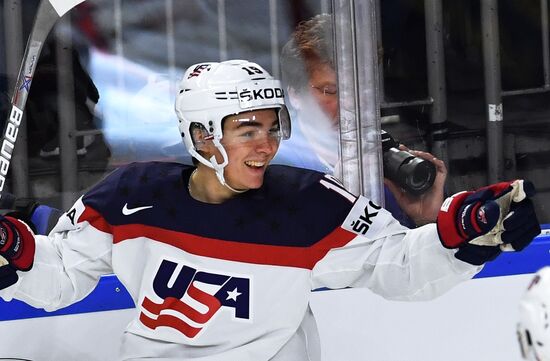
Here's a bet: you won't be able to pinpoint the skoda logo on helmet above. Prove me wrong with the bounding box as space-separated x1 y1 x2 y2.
238 87 284 102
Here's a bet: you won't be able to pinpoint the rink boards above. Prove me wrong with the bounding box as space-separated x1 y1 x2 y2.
1 228 549 360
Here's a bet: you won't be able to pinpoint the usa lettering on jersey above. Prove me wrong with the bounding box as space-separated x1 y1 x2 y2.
140 259 251 338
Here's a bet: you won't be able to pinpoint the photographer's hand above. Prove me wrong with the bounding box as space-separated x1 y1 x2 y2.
384 146 447 226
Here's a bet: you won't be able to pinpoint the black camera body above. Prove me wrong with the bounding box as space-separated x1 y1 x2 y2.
381 130 436 195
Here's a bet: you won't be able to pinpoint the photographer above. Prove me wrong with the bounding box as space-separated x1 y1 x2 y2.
276 13 453 359
279 13 445 227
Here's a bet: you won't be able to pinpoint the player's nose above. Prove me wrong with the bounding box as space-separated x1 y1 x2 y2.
254 136 278 155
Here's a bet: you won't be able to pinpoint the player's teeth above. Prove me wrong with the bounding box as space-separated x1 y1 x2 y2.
245 161 264 167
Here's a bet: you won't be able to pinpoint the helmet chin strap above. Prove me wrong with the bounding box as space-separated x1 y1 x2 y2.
192 138 247 194
220 177 248 194
211 139 247 194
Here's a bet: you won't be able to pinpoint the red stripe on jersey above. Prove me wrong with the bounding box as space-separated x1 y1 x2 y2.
79 206 356 269
79 207 112 233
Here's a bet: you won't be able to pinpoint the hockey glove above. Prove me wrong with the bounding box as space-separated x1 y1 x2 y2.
0 264 18 290
0 216 35 272
437 180 540 265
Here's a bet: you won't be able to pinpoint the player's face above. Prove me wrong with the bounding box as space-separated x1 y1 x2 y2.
220 109 281 190
308 61 339 126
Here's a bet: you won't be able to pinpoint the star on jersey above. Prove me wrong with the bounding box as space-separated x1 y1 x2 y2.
226 287 242 301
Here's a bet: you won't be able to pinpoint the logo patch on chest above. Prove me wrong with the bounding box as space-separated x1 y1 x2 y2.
140 259 251 338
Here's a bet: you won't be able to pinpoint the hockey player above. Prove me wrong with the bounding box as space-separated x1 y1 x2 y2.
0 59 541 360
517 266 550 361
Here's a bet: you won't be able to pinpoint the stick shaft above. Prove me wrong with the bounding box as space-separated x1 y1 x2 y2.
0 1 62 198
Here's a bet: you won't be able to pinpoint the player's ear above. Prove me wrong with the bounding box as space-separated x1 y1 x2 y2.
191 123 215 154
191 123 210 151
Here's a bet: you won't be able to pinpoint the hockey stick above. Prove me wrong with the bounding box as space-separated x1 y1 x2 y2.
0 0 85 267
0 0 86 200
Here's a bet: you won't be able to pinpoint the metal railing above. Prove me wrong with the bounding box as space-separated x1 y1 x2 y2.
376 0 449 167
333 0 384 203
481 0 550 183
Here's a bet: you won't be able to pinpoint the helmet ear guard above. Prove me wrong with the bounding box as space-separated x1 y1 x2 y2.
185 122 228 176
175 60 291 188
189 122 211 151
517 267 550 361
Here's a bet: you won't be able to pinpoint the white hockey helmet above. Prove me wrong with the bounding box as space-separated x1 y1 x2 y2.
518 266 550 361
175 59 291 187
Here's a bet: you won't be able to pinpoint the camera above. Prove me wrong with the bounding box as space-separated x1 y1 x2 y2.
381 130 436 195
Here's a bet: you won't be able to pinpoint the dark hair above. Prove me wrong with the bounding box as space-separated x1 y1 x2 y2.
280 14 334 91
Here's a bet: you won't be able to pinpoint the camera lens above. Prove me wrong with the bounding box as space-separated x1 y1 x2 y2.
383 148 436 195
381 130 436 195
412 167 426 187
406 159 436 194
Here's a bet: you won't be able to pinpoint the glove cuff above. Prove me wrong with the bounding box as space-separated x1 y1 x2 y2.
454 244 502 265
437 191 473 248
3 217 35 271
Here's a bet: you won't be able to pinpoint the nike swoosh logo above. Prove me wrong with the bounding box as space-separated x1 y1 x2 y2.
122 203 153 215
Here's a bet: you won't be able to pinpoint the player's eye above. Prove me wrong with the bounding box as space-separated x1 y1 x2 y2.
269 127 280 136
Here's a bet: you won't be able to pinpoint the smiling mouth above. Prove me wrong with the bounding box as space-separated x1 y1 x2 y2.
244 160 266 168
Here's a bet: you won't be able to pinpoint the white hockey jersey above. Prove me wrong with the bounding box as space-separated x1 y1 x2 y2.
1 162 480 360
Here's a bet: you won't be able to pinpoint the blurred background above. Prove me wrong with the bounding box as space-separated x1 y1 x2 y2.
1 2 550 360
1 0 549 218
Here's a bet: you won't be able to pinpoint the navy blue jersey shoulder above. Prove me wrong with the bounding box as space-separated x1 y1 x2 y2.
82 162 355 247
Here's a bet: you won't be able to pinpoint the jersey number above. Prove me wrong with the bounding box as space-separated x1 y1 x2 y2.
319 174 356 203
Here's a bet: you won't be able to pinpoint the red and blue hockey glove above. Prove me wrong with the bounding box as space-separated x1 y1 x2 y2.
0 215 35 272
437 180 540 265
